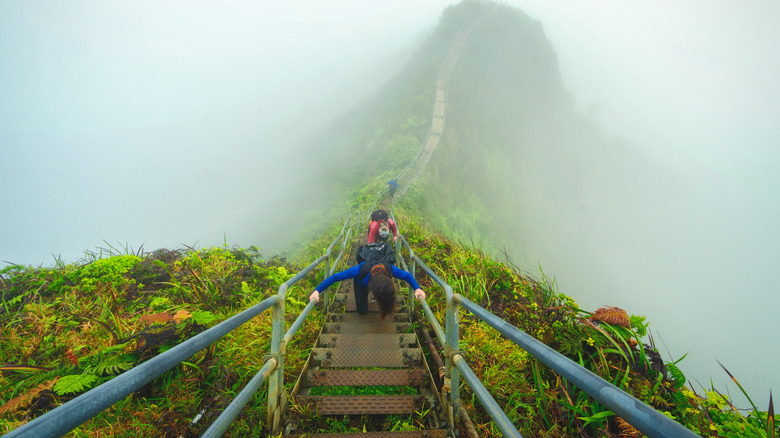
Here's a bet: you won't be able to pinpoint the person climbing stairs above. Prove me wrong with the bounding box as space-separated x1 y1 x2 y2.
282 236 449 437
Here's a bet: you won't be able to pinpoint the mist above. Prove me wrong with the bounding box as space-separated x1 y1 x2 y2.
2 0 778 413
505 0 780 408
0 0 456 265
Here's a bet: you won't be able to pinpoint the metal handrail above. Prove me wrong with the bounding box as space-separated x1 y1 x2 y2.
397 234 522 437
201 357 277 438
2 296 279 438
453 355 522 438
4 216 355 438
265 214 355 432
452 294 701 438
398 234 701 438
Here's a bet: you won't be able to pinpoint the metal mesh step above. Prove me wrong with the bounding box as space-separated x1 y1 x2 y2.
311 348 422 368
323 322 411 335
328 313 409 323
304 369 428 387
295 395 431 415
318 334 417 349
284 432 447 438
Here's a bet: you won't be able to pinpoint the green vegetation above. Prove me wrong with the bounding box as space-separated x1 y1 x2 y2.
1 1 776 437
396 212 776 436
2 218 776 436
0 243 328 436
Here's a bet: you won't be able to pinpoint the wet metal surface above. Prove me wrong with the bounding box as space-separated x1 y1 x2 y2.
285 431 447 438
295 395 429 415
317 334 417 349
311 348 422 368
286 238 444 437
323 322 411 334
305 369 428 387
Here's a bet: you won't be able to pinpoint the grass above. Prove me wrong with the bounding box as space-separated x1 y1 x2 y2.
1 218 777 437
394 217 779 437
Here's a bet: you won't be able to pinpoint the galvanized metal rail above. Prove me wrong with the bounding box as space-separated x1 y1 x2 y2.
284 232 449 438
394 229 703 438
3 215 356 438
390 6 496 205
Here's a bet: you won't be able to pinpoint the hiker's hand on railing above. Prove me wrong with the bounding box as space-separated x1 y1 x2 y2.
414 288 426 301
309 290 320 303
393 235 398 243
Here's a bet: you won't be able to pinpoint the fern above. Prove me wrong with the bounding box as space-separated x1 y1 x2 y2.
53 374 99 395
100 342 131 355
666 363 687 389
191 310 217 325
90 356 134 376
630 314 649 337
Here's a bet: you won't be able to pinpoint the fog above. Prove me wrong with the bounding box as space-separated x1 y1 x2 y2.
0 0 457 265
509 0 780 408
2 0 778 411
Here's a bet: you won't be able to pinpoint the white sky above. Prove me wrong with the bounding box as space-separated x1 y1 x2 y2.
1 0 778 414
0 0 457 264
512 0 780 409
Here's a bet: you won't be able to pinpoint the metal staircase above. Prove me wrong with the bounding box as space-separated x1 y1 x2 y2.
283 235 449 437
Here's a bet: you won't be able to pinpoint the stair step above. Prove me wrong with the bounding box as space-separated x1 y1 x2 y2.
328 313 409 323
285 431 448 438
295 395 431 415
304 369 429 387
323 322 411 335
318 333 417 349
311 348 422 368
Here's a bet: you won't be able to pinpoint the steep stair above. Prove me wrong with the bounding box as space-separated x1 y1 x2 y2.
283 237 448 437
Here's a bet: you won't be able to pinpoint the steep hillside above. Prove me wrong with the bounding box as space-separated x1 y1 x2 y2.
3 215 772 437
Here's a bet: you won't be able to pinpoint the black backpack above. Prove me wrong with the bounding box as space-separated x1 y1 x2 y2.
356 241 395 265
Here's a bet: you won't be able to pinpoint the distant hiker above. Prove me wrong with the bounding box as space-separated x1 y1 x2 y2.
309 262 426 319
368 209 398 244
388 180 398 198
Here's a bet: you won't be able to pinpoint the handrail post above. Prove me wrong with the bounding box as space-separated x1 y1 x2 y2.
325 251 331 295
444 284 460 430
266 283 287 432
399 235 415 314
449 285 461 425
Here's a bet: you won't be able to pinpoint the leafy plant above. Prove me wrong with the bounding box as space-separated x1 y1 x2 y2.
53 374 99 395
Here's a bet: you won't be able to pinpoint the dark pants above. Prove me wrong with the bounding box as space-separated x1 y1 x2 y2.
353 278 370 315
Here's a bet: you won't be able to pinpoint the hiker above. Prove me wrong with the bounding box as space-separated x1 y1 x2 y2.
308 261 426 319
388 180 398 198
368 209 398 244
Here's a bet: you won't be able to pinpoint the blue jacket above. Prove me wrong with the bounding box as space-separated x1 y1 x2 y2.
315 262 419 291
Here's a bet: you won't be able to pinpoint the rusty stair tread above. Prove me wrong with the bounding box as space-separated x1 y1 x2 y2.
318 333 417 349
323 322 411 334
311 348 422 368
295 395 431 415
284 431 448 438
303 369 429 387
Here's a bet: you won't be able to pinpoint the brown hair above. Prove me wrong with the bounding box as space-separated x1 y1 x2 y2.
368 264 396 320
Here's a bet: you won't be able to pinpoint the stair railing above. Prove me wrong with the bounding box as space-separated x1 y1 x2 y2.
265 214 355 433
3 215 355 438
394 234 523 438
395 234 702 438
